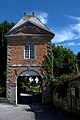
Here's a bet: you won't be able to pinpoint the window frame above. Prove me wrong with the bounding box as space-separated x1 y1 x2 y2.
23 44 36 60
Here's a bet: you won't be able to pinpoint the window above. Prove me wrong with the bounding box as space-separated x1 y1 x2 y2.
24 45 35 59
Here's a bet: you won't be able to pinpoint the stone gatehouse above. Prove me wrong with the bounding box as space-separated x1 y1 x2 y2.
5 13 54 104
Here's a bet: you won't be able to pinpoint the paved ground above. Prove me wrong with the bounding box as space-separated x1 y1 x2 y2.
0 104 35 120
0 103 73 120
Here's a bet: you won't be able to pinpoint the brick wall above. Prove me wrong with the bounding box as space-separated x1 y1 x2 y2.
9 39 48 65
7 38 50 83
6 36 51 104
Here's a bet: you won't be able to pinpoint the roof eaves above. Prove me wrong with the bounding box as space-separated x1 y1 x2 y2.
28 20 54 35
6 15 55 37
6 20 29 35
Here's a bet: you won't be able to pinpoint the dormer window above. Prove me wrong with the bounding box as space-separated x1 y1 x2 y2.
24 45 35 59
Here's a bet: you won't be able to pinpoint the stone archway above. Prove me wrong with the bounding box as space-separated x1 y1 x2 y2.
6 68 52 105
19 70 41 77
16 70 42 104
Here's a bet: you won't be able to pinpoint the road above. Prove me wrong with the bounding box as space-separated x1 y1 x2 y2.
0 103 73 120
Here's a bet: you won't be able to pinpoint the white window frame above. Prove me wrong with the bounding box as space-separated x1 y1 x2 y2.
24 45 35 59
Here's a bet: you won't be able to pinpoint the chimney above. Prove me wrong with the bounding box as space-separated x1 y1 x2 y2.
24 12 26 16
32 12 35 16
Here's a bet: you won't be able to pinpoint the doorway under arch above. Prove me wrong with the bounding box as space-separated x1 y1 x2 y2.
17 70 42 104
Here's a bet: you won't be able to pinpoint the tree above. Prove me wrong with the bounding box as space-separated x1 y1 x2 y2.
76 52 80 71
0 21 15 96
53 45 75 76
41 54 52 82
0 21 15 75
41 44 75 82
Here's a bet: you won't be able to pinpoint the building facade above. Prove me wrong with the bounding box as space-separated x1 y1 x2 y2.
6 13 54 104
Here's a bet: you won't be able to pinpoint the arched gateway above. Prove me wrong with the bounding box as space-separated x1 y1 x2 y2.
17 70 42 104
5 13 55 104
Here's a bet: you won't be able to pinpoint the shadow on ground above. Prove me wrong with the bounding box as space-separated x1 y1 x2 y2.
18 94 73 120
25 104 73 120
18 94 42 104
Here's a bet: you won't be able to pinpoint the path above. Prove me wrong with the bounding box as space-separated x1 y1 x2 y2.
0 104 73 120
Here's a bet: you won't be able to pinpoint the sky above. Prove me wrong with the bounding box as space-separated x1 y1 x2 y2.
0 0 80 54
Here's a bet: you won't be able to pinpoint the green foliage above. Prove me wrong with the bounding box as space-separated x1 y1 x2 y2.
53 44 75 76
53 75 71 98
41 44 76 98
76 52 80 70
0 21 15 96
18 77 42 95
41 54 52 82
0 84 6 97
0 21 15 75
42 44 75 82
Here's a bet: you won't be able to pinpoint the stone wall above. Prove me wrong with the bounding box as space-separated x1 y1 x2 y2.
6 83 16 104
68 76 80 115
42 84 53 104
0 97 9 104
53 75 80 115
53 92 69 111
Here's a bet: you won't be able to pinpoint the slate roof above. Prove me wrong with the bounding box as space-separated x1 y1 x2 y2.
7 13 54 35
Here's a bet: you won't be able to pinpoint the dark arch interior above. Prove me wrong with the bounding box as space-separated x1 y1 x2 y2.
17 75 42 104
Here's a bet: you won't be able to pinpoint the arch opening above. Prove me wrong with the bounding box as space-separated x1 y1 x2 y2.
17 70 42 104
